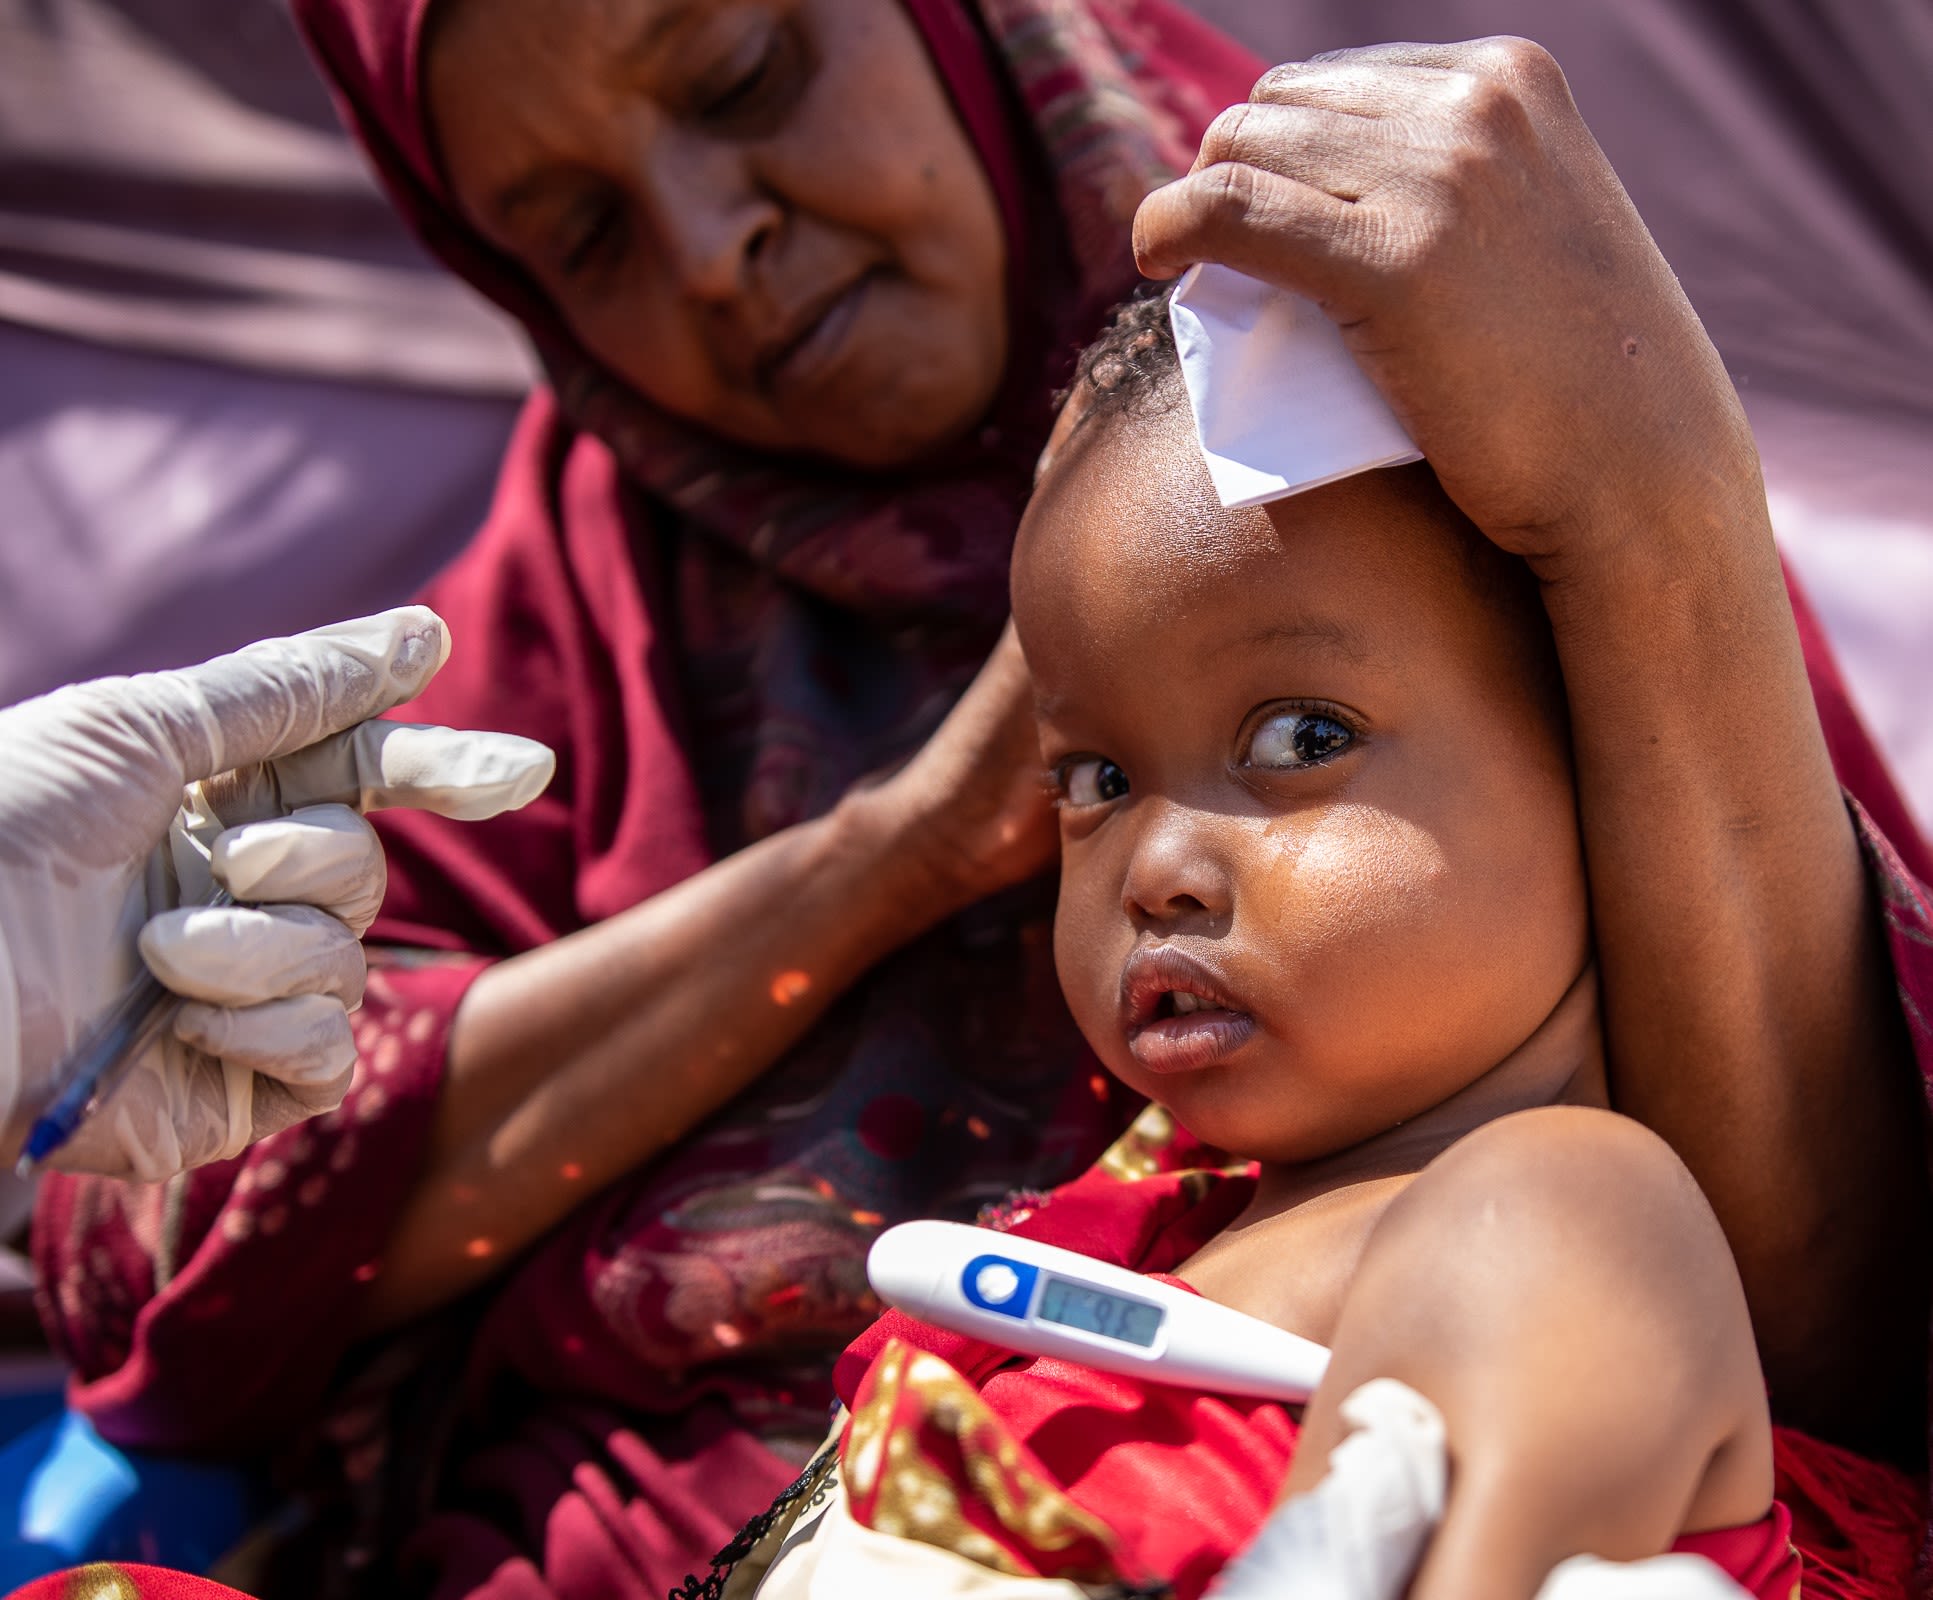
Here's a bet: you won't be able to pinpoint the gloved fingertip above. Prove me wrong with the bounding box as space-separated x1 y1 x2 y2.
172 1000 228 1055
185 993 357 1085
136 908 194 985
209 806 384 929
1535 1555 1755 1599
428 608 454 674
376 606 447 694
459 736 557 819
360 726 557 820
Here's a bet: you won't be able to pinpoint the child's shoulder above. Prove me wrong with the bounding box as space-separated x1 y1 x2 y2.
1417 1104 1707 1224
1183 1107 1721 1346
1372 1106 1750 1360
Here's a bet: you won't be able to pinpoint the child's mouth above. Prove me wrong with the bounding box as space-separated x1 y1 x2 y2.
1120 947 1258 1074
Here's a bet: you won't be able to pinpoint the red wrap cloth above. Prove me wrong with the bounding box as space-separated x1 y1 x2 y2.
835 1123 1926 1599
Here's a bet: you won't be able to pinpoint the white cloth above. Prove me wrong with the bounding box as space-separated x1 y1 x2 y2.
1170 263 1420 509
752 1488 1091 1600
0 606 554 1180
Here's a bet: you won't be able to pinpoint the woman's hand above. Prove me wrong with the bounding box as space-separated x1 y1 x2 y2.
865 622 1058 915
362 623 1054 1332
1141 39 1930 1453
1133 38 1759 573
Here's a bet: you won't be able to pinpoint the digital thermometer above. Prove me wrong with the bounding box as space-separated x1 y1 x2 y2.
867 1220 1332 1402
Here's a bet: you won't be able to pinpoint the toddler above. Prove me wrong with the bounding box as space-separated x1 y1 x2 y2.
726 293 1855 1600
736 294 1804 1600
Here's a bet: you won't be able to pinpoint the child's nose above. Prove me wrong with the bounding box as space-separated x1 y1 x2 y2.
1120 803 1232 929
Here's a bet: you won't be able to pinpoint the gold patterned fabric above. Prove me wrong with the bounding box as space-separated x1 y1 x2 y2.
844 1339 1127 1584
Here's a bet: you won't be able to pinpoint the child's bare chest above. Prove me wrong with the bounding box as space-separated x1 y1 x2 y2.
1174 1174 1416 1347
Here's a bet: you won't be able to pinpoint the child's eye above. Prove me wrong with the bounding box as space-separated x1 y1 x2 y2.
1058 757 1130 807
1243 708 1355 769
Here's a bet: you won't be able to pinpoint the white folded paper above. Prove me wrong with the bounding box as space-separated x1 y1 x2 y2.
1170 263 1422 509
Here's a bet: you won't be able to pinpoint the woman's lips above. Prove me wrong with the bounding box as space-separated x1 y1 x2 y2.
1119 944 1258 1075
763 270 876 396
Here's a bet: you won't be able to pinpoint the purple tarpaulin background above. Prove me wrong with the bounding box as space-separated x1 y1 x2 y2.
0 0 1927 829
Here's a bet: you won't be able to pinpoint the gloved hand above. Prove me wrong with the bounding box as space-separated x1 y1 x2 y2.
1537 1553 1755 1599
1211 1379 1752 1600
1211 1378 1447 1600
0 607 554 1182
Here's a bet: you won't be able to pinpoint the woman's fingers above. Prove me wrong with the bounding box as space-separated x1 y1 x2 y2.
1234 57 1457 131
1189 101 1404 200
1139 83 1460 288
1138 42 1572 306
140 901 367 1009
1291 35 1570 91
211 803 387 934
1248 37 1567 117
1133 161 1360 297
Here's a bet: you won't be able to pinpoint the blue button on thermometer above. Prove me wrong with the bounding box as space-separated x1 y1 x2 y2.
868 1220 1331 1402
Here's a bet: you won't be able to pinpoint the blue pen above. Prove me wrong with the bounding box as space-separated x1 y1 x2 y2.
15 888 236 1178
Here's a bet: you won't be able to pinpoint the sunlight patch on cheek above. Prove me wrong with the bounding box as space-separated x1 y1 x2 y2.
1279 804 1451 949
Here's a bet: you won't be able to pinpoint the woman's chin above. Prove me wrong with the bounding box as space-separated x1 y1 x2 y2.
790 346 1008 471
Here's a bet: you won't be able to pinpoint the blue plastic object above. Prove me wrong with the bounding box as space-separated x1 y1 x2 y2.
0 1409 264 1588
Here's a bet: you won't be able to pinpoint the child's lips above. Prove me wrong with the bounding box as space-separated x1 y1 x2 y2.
1119 945 1258 1075
1130 1010 1258 1074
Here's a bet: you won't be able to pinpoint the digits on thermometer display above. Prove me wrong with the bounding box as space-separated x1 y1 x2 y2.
1038 1276 1163 1348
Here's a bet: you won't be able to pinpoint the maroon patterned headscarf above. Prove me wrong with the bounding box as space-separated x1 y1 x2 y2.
293 0 1258 846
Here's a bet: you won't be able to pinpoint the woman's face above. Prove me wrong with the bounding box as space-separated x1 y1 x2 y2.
427 0 1011 469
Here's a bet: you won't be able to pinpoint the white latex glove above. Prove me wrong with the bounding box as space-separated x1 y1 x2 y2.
1212 1379 1753 1600
1534 1554 1753 1600
1211 1379 1447 1600
0 607 555 1182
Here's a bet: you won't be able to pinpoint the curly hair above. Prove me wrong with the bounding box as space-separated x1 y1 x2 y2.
1052 277 1569 729
1062 279 1186 425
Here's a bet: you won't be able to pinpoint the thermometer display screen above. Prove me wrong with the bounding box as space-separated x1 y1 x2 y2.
1037 1275 1164 1348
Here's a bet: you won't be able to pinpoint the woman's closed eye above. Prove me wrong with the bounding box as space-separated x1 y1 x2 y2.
695 19 809 134
560 195 625 278
1055 756 1130 808
1241 705 1357 770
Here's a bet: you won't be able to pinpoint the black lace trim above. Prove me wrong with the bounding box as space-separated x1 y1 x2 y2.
666 1445 836 1600
665 1445 1178 1600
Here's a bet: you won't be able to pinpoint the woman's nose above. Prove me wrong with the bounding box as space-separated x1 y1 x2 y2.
644 130 780 306
1120 803 1233 929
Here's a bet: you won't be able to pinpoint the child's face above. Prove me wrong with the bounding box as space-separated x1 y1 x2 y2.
1013 405 1590 1164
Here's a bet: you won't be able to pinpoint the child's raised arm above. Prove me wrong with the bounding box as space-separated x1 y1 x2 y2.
1133 38 1927 1454
1284 1107 1772 1600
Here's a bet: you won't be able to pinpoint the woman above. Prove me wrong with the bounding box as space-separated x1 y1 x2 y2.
31 1 1933 1595
36 3 1263 1594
